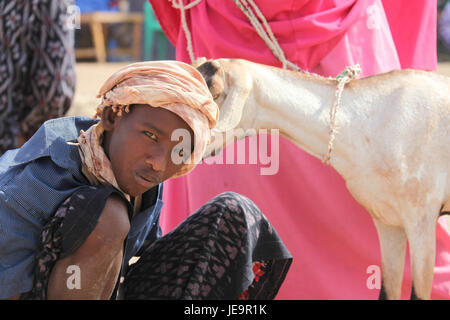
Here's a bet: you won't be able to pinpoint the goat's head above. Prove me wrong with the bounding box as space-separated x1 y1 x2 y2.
196 58 253 158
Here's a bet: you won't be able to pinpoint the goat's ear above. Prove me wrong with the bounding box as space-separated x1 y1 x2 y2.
197 60 222 83
197 60 224 100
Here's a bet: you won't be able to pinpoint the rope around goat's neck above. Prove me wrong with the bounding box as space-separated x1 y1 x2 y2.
169 0 362 165
322 64 362 165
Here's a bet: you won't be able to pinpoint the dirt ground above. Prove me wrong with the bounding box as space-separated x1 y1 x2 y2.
67 63 129 118
438 61 450 76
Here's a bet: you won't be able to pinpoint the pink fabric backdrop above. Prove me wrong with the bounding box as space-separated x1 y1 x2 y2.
149 0 448 299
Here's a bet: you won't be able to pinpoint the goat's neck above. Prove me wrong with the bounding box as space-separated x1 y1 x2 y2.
248 64 356 172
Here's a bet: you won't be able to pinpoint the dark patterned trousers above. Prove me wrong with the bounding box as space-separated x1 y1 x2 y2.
21 188 292 300
0 0 76 155
123 192 292 300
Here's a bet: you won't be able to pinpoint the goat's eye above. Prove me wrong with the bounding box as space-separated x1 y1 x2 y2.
213 93 220 100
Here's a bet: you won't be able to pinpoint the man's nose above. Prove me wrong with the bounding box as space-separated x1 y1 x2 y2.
144 150 168 172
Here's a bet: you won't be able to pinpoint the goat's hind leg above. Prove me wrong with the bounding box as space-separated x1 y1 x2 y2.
373 219 407 300
405 211 438 300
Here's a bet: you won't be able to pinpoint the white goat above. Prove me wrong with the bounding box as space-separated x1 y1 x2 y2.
196 58 450 300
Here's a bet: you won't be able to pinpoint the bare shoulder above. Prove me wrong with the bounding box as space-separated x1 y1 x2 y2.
104 193 129 213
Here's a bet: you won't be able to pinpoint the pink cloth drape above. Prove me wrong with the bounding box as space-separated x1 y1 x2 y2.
149 0 446 299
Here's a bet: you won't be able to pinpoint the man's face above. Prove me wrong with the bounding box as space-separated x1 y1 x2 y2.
102 104 194 197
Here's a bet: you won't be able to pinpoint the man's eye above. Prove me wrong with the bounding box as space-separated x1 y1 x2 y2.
144 131 157 140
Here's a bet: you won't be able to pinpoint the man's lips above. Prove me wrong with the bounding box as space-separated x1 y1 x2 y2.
135 172 158 188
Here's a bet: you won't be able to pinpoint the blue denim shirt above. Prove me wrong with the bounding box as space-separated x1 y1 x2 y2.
0 116 164 298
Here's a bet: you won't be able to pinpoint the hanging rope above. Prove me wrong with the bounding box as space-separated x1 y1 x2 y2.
232 0 299 71
169 0 362 165
322 64 362 165
170 0 203 63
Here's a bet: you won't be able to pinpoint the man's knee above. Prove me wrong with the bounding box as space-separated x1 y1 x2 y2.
92 194 130 247
217 191 255 207
212 191 261 215
217 191 246 202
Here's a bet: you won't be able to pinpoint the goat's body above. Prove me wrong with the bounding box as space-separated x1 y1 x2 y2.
326 70 449 228
199 59 450 299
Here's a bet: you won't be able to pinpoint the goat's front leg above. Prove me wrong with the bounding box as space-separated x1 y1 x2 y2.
373 219 407 299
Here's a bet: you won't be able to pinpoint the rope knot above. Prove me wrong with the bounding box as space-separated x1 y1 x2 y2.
336 64 362 82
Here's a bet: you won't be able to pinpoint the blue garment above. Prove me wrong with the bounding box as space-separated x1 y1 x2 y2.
0 116 164 298
74 0 118 13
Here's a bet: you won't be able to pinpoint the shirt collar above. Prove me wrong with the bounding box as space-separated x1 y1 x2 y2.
0 116 98 169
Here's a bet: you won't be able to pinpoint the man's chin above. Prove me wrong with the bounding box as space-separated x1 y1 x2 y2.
122 186 144 198
119 181 157 198
115 174 146 197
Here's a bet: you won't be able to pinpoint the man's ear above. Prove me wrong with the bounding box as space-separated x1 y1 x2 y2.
101 107 119 131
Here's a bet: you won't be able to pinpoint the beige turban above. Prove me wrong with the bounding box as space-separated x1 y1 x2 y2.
91 60 218 179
